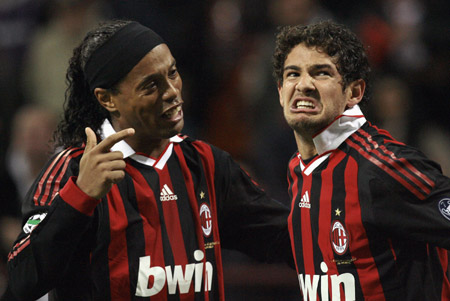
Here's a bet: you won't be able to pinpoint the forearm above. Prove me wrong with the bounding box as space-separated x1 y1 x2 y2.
7 178 98 300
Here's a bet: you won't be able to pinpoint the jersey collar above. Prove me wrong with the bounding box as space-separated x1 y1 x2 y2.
312 105 366 155
100 119 184 169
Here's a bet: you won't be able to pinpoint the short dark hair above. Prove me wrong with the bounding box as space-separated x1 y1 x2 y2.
272 20 371 105
55 19 132 149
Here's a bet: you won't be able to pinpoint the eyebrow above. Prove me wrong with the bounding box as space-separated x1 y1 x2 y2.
283 65 301 72
136 60 177 91
283 63 334 73
310 64 333 72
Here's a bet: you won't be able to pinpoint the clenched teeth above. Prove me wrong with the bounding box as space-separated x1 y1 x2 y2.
163 106 181 118
296 100 314 109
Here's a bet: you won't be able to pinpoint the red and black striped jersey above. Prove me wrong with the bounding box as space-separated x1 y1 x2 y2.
287 107 450 300
7 121 292 300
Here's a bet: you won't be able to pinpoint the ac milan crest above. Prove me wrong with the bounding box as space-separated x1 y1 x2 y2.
200 203 212 237
330 220 349 255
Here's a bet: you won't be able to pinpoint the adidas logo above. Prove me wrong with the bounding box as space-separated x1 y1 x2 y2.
160 184 178 201
299 191 311 209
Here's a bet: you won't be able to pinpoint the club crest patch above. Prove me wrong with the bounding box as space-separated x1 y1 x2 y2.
330 220 349 255
438 198 450 221
200 203 212 237
23 213 47 234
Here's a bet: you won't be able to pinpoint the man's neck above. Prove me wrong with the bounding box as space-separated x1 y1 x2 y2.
294 131 317 160
126 134 170 159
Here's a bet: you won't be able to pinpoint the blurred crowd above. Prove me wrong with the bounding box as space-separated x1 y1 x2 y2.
1 0 449 299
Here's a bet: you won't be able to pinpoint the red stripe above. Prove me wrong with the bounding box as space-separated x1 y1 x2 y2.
346 139 427 200
126 164 167 300
317 150 346 296
344 156 385 299
437 248 450 299
7 236 30 261
192 141 224 300
354 133 430 194
48 150 84 205
35 148 83 206
300 169 314 276
387 239 397 261
106 185 131 300
356 130 433 194
287 155 300 273
174 145 210 300
34 149 68 206
379 144 434 187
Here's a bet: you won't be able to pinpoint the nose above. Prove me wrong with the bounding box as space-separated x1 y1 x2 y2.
295 73 315 93
162 80 179 103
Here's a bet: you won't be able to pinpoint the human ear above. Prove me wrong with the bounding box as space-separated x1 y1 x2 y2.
277 81 284 108
94 88 117 113
346 79 365 108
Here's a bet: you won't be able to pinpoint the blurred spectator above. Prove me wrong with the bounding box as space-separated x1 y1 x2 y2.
418 124 450 177
0 0 47 183
6 105 58 203
368 75 416 145
22 0 110 117
368 75 450 177
0 105 56 300
204 0 332 204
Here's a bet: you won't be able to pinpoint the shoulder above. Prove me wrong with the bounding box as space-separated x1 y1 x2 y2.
179 135 230 161
47 147 85 168
346 123 440 199
346 123 439 171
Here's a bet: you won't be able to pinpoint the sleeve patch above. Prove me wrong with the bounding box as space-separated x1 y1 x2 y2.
438 198 450 221
23 213 48 234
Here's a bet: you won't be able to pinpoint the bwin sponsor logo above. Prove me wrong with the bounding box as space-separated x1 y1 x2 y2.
298 262 355 301
135 250 213 297
160 184 178 201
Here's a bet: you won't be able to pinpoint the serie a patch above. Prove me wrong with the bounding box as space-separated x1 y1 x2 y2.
438 198 450 221
23 213 47 234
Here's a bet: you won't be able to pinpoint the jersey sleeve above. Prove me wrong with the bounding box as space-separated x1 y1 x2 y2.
7 148 100 300
365 144 450 249
212 146 293 266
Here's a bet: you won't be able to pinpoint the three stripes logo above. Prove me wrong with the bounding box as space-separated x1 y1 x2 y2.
299 191 311 209
160 184 178 201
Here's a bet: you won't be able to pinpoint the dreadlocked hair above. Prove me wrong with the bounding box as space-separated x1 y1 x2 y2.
55 19 132 149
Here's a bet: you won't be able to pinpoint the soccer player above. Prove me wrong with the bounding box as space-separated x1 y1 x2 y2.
7 20 292 300
273 20 450 300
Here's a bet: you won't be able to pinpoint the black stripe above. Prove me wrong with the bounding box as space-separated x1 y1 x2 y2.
289 162 305 274
310 163 325 272
91 196 112 300
183 141 220 299
116 173 147 299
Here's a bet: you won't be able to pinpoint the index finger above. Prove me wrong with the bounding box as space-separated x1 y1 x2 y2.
97 128 135 152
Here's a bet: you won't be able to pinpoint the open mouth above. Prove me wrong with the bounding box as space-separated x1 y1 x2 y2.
295 100 315 109
162 105 182 119
293 100 316 109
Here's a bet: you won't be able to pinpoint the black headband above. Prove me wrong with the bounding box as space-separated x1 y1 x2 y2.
85 21 165 91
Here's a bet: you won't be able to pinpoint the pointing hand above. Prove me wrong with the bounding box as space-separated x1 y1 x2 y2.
76 127 135 199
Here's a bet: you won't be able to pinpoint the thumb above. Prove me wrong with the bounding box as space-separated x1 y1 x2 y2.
84 127 97 152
